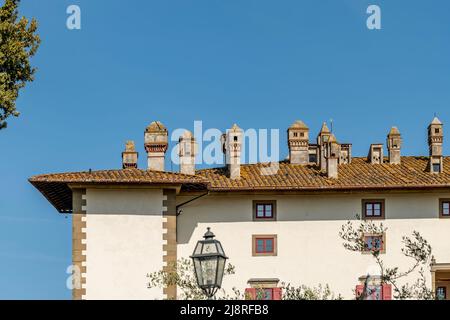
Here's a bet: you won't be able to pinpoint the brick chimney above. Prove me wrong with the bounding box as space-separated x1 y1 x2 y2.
287 120 309 165
428 117 443 173
144 121 168 171
387 127 401 165
122 140 138 169
178 130 197 175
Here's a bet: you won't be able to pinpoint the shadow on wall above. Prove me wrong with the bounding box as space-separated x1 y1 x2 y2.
176 193 445 245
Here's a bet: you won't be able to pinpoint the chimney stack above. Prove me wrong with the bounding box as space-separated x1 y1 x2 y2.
428 117 443 173
339 143 352 164
368 144 384 164
317 122 331 171
326 134 339 179
144 121 168 171
287 120 309 165
178 130 197 175
224 124 242 179
122 140 138 169
387 127 401 165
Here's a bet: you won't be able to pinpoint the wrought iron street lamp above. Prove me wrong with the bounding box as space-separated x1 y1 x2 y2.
190 227 228 299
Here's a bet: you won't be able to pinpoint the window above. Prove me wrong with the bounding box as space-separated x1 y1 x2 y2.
362 199 385 219
259 288 273 300
439 199 450 218
293 132 298 137
435 128 440 134
300 132 305 137
253 201 276 221
256 238 273 253
436 287 447 300
233 136 238 142
362 233 385 254
252 235 277 256
309 153 317 163
355 283 391 300
245 287 282 300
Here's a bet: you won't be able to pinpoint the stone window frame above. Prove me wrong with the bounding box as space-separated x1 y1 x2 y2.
252 235 277 257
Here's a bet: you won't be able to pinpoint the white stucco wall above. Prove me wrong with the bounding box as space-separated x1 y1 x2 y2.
84 188 164 300
177 192 450 299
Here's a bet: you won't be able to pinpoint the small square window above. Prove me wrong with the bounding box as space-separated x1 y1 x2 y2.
309 154 317 163
252 235 277 256
435 128 440 134
300 132 305 137
439 199 450 218
253 201 276 221
362 200 385 219
293 132 298 137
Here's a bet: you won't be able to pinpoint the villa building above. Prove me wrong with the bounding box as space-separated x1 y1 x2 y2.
29 118 450 300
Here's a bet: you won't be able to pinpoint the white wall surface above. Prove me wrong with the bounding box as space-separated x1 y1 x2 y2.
177 192 450 299
84 188 164 299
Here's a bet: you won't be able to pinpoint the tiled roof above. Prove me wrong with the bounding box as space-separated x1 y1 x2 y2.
29 169 207 184
30 156 450 213
29 169 208 213
195 156 450 191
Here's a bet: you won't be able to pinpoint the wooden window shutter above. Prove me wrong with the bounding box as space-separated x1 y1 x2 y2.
273 288 282 300
355 285 364 299
245 288 256 300
382 284 392 300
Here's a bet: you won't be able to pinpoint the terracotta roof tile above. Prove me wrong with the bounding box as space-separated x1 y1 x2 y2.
29 156 450 213
29 168 207 184
195 156 450 191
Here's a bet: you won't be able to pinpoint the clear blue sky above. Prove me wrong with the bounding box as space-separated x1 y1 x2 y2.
1 0 450 299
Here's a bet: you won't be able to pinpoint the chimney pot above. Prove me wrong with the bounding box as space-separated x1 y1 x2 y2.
144 121 168 171
428 117 444 173
224 124 243 179
387 127 401 165
368 144 384 164
287 120 309 165
178 130 197 175
122 140 138 169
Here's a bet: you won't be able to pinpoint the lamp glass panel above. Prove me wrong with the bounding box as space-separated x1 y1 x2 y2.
200 258 218 286
194 242 203 255
193 259 203 285
216 242 225 255
202 242 217 255
216 256 226 286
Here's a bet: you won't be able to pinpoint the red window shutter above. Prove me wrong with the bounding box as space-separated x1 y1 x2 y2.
273 288 282 300
355 285 364 299
382 284 392 300
245 288 256 300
